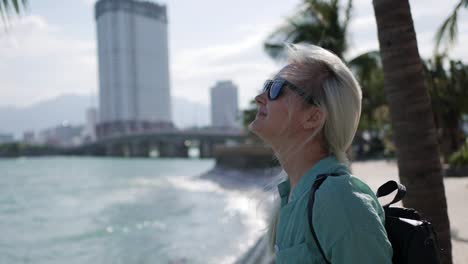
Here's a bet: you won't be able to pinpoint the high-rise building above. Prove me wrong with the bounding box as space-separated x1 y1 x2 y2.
95 0 172 138
210 80 239 128
83 107 98 142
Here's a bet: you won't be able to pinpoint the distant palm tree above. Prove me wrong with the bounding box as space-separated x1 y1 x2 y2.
263 0 386 125
373 0 452 263
348 51 387 131
263 0 389 159
424 56 468 162
264 0 352 60
434 0 468 54
0 0 27 22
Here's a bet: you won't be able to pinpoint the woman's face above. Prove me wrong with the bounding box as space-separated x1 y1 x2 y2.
248 72 304 145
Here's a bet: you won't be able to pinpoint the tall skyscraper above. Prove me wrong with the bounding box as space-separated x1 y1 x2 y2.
95 0 172 138
210 80 239 128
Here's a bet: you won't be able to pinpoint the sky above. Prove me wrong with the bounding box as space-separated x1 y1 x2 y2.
0 0 467 110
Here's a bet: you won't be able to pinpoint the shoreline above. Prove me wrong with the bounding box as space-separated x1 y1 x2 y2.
198 166 283 192
196 165 281 264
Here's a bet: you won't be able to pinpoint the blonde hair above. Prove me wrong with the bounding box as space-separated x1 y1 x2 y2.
266 43 362 253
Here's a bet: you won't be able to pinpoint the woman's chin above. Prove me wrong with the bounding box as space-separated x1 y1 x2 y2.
248 120 267 139
248 118 261 133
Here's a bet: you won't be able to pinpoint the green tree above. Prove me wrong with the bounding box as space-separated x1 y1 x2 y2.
373 0 452 263
263 0 389 132
262 0 390 158
349 52 393 158
263 0 388 131
424 56 468 162
348 51 387 131
0 0 27 22
264 0 352 60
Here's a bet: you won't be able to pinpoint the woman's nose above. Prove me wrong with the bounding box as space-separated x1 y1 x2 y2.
255 92 267 106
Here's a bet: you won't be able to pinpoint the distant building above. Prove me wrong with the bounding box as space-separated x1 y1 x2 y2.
23 131 35 145
0 133 15 144
83 108 98 143
38 122 84 147
210 80 239 129
95 0 173 138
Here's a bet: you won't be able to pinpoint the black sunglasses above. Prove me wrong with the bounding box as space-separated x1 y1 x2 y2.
263 77 316 105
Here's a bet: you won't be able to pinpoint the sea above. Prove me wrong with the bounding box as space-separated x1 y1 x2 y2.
0 156 271 264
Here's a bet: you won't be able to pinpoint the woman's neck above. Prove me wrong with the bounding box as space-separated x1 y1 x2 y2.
277 144 328 192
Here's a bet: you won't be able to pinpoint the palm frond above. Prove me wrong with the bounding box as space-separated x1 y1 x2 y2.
264 0 352 61
0 0 27 24
342 0 353 34
348 50 381 79
264 1 328 60
434 0 465 54
11 0 19 13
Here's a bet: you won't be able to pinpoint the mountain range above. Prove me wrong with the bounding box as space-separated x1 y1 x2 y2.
0 94 210 139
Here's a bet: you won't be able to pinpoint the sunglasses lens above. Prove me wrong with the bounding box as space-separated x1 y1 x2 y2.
263 80 272 93
269 80 283 100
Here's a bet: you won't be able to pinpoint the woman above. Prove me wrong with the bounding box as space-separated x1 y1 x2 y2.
248 44 393 263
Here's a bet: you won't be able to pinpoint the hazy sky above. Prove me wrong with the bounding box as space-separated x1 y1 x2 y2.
1 0 467 110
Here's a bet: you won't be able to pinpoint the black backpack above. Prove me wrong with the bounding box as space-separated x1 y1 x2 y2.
307 173 441 264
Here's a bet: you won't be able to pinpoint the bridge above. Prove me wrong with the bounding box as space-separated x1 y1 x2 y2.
72 128 248 158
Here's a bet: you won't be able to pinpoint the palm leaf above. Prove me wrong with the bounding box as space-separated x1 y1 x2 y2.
0 0 27 24
12 0 19 13
342 0 352 33
434 0 467 54
264 0 352 60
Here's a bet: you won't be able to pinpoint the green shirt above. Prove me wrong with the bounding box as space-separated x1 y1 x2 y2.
275 155 393 263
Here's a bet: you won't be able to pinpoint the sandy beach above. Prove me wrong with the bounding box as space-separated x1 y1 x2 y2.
201 159 468 264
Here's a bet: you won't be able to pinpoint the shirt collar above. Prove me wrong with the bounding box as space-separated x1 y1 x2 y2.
277 179 291 207
277 155 350 204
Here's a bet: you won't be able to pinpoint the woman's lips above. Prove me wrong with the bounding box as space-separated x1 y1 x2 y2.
257 110 267 117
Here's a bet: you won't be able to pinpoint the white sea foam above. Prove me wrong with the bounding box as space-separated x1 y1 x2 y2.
129 177 165 187
167 176 226 194
169 172 273 264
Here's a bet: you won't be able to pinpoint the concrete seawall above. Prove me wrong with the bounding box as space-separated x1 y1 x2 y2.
213 144 279 169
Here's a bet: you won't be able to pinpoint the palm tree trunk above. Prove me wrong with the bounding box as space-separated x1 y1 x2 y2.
372 0 452 263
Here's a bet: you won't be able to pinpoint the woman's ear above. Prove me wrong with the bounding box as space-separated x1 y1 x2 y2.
302 107 324 130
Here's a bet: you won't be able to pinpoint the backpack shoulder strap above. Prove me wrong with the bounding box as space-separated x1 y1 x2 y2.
307 173 342 264
376 180 406 207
